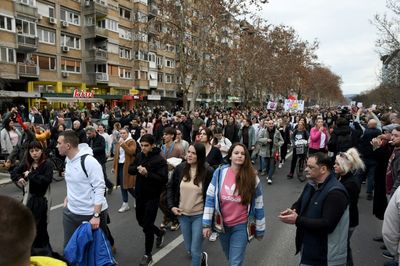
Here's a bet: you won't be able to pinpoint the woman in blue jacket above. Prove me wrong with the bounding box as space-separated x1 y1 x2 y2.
202 143 265 266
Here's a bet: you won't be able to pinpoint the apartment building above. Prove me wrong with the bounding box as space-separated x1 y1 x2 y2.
0 0 179 110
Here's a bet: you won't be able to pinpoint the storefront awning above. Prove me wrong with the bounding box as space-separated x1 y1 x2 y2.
44 97 104 103
0 90 40 98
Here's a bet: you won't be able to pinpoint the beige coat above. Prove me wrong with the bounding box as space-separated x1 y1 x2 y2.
113 138 137 189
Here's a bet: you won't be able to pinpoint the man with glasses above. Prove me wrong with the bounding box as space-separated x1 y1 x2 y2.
279 152 349 266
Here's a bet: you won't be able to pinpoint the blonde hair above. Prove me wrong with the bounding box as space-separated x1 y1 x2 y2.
335 148 365 175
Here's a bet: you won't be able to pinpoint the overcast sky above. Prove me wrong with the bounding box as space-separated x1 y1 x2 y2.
258 0 388 95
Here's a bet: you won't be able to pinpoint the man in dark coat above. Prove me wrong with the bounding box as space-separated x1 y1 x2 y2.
85 126 113 191
128 134 168 266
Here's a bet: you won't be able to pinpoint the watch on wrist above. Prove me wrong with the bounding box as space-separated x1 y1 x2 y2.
93 212 100 218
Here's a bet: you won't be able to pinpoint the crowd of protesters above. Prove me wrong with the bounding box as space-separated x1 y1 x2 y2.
1 102 399 265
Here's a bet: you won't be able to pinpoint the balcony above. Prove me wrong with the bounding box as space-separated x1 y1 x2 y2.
83 1 108 17
17 35 38 51
148 6 158 19
85 26 108 39
14 1 39 17
87 48 108 62
95 72 109 83
149 42 157 52
18 63 39 78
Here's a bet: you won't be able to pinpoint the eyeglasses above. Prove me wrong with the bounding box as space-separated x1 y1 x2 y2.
176 133 182 135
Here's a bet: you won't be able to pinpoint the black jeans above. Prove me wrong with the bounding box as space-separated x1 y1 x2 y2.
101 162 114 189
136 198 163 256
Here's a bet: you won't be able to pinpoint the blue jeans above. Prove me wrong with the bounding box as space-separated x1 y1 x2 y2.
258 155 265 172
117 163 135 202
219 223 248 266
178 214 203 266
264 157 276 179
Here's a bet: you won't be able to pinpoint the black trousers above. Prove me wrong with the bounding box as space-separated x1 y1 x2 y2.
136 198 162 256
101 162 114 189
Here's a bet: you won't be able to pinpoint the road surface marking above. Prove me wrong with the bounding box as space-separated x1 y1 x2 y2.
50 203 64 211
153 235 184 265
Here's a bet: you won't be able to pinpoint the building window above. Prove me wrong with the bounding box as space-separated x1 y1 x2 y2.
60 8 80 25
140 71 148 80
37 27 55 44
16 17 36 36
165 58 175 68
108 64 118 76
166 74 173 83
119 6 131 20
18 0 36 6
97 19 118 32
148 53 156 62
37 2 54 18
158 73 163 82
119 67 132 79
156 56 163 66
135 50 148 61
61 57 81 73
0 47 16 63
119 26 131 40
61 34 81 49
0 15 14 32
35 54 56 70
119 47 131 59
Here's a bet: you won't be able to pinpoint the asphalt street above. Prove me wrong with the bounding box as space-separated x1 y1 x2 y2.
0 158 390 266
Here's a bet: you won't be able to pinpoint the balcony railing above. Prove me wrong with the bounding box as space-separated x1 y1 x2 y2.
14 1 38 17
18 63 39 77
17 35 38 51
88 49 108 62
84 1 108 16
95 72 109 82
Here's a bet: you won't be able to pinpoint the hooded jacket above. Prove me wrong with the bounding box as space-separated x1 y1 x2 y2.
64 223 116 266
128 147 168 201
65 143 108 215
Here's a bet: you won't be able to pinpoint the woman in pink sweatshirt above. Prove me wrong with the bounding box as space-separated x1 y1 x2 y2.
309 118 329 154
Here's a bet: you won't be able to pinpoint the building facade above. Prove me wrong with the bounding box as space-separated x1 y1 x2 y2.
0 0 179 110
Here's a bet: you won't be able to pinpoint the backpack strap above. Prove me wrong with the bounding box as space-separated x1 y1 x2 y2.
81 154 89 178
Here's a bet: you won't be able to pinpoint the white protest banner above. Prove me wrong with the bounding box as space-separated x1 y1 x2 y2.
284 99 304 113
267 101 277 111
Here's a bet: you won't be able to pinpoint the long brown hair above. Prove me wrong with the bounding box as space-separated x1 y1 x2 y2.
182 143 207 186
226 143 256 205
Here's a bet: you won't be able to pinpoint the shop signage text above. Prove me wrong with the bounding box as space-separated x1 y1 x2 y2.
73 89 94 98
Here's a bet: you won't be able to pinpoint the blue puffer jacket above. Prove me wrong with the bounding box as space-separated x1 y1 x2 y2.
64 223 116 266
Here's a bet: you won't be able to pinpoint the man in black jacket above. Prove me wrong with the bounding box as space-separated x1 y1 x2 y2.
85 126 114 191
357 114 382 200
128 134 168 266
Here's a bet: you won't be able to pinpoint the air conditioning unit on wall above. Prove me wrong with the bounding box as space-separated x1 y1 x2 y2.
62 72 69 78
49 17 57 24
62 21 69 27
62 46 70 52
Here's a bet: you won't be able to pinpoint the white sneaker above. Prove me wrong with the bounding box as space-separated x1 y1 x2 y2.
278 163 283 169
267 179 272 185
209 232 218 242
118 202 130 213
